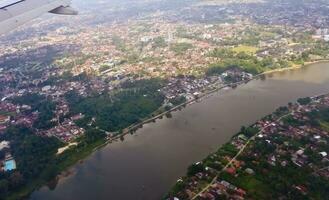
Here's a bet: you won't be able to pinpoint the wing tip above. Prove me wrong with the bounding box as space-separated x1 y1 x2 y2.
49 6 78 15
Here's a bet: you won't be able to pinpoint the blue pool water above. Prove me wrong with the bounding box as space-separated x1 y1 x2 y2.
4 159 16 171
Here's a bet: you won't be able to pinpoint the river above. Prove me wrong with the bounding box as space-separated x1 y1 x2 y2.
30 62 329 200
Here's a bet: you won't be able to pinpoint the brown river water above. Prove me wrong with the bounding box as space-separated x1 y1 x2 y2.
31 63 329 200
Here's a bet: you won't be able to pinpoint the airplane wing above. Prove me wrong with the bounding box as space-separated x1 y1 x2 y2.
0 0 77 35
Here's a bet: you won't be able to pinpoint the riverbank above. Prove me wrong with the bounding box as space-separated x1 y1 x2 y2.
29 61 329 200
15 60 329 200
73 59 328 151
168 92 329 199
114 60 329 140
51 59 329 185
260 59 329 75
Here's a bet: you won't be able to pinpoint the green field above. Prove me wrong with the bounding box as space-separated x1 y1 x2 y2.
232 45 259 55
319 120 329 132
0 111 16 117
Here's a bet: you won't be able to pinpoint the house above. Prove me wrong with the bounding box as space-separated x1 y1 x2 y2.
0 141 9 151
226 167 236 175
295 185 308 195
245 168 255 175
238 134 248 141
236 188 247 196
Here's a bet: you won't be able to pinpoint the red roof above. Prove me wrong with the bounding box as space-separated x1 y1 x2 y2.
236 188 246 196
226 167 236 175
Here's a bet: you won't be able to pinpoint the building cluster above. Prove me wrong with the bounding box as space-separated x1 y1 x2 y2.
161 76 217 101
38 120 85 142
0 101 37 132
242 1 329 29
199 180 246 200
313 28 329 42
3 0 327 81
253 96 329 173
173 95 329 200
161 69 253 102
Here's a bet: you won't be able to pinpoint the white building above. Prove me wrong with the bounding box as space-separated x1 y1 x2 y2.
0 141 9 151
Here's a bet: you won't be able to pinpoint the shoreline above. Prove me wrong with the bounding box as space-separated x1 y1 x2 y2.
59 59 329 174
259 59 329 75
24 59 329 200
180 92 329 200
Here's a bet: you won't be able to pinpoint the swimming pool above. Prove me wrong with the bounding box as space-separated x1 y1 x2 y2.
4 159 16 171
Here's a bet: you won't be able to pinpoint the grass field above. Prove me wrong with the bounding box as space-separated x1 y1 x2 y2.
0 111 16 117
220 172 271 199
170 42 194 54
232 45 259 55
319 120 329 132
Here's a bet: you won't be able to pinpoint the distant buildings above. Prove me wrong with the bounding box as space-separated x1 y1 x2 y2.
313 29 329 41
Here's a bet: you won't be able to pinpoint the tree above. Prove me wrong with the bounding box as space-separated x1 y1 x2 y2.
297 97 311 105
187 163 204 176
241 126 259 138
165 112 173 118
33 100 57 129
1 126 61 180
301 52 309 61
66 79 165 132
169 96 187 106
9 172 24 189
0 179 9 197
152 36 167 48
